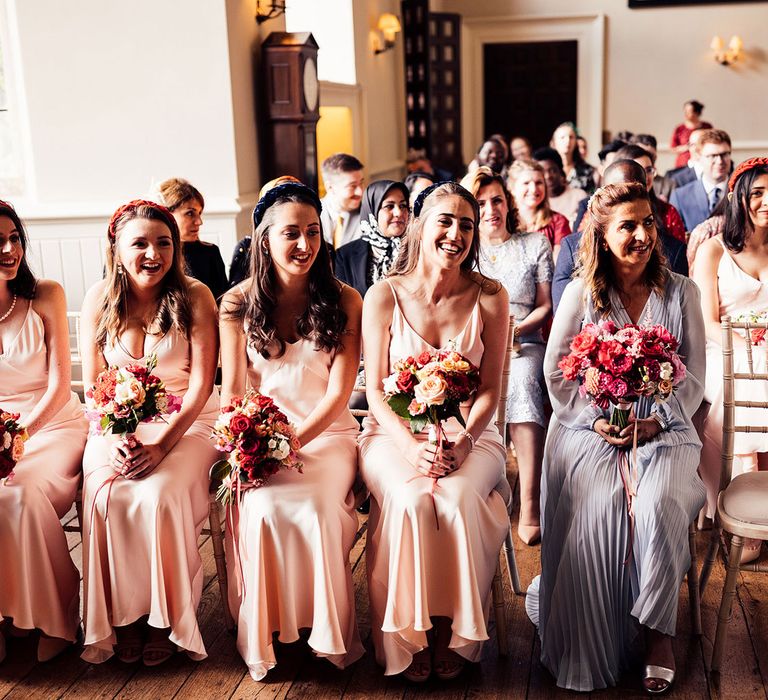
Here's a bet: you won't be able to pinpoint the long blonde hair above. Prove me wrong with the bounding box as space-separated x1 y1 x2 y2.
507 159 553 231
96 202 192 348
578 183 668 315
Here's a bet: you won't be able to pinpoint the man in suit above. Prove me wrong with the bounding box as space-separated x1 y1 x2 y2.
320 153 365 249
665 126 705 188
552 159 689 311
670 129 732 232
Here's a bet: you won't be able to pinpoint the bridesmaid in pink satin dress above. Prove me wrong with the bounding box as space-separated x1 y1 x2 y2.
219 182 364 681
359 182 510 682
0 200 87 663
79 200 219 666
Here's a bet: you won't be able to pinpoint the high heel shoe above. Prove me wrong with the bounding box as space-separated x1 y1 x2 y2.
402 648 431 683
517 523 541 545
643 664 675 695
740 538 763 565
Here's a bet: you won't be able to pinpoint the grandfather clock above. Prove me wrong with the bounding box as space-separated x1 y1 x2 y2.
261 32 320 190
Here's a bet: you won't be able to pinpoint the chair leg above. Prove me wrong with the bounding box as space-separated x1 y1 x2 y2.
699 524 721 596
209 499 235 632
687 521 702 636
491 559 508 656
711 534 744 672
503 528 523 595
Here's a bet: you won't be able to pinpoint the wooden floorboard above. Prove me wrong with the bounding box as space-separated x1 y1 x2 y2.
2 452 767 700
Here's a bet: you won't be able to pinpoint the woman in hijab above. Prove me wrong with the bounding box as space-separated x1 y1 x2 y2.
334 180 410 298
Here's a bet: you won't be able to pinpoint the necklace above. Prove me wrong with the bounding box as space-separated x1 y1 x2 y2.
0 293 17 323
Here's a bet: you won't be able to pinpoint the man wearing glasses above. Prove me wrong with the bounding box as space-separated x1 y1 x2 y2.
671 129 733 231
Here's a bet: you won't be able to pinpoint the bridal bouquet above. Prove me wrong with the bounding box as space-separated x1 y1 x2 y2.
558 321 686 428
84 353 182 436
0 409 28 482
209 390 303 505
383 347 481 433
734 311 768 346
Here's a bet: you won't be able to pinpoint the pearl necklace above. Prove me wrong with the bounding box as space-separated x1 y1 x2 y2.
0 294 17 323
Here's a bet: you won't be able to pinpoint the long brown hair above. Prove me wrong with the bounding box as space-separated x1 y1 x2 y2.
228 190 346 359
388 181 500 293
578 182 668 315
96 202 192 348
507 159 553 230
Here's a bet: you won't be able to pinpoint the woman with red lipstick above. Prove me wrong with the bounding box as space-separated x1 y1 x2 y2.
0 200 87 664
219 182 363 681
79 200 219 667
461 166 552 545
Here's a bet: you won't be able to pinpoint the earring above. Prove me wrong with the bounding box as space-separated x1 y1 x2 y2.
116 262 125 275
262 245 270 257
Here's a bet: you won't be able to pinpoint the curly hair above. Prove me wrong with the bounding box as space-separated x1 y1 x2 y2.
578 182 668 315
229 191 347 359
96 202 192 348
0 200 37 299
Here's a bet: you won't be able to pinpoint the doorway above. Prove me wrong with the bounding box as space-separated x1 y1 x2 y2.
483 40 577 151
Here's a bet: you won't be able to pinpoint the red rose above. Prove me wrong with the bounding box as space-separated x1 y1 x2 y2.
597 340 624 369
0 451 15 479
230 414 253 436
239 454 256 472
417 351 432 366
396 370 416 393
238 436 261 456
569 331 598 357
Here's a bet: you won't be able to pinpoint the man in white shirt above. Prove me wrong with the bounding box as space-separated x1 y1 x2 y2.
670 129 732 232
533 146 587 228
320 153 365 249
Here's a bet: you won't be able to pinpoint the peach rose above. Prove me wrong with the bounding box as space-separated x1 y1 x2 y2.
414 375 448 406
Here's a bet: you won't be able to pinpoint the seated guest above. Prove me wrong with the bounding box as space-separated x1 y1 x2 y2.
550 122 598 194
693 157 768 564
228 175 300 288
665 127 705 188
576 135 589 162
335 180 410 298
670 99 711 168
406 149 452 182
529 181 706 694
510 135 532 162
473 137 508 178
359 182 509 682
156 178 228 302
320 153 365 249
0 200 88 663
533 146 587 227
614 144 686 243
552 159 688 311
687 194 728 274
671 129 732 232
508 159 570 260
631 133 676 202
572 139 629 231
404 170 437 209
461 166 552 544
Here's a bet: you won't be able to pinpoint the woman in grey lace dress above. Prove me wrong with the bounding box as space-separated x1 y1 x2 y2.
461 166 553 544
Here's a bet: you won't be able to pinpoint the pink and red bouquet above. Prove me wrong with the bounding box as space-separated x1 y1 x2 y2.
383 347 481 433
558 320 686 428
85 353 182 436
0 409 28 482
210 390 303 505
734 311 768 346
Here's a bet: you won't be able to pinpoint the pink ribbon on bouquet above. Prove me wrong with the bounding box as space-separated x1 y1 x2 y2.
616 420 640 565
406 421 446 530
87 434 138 530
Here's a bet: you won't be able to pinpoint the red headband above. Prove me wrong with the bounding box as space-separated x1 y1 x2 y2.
729 157 768 192
107 199 175 241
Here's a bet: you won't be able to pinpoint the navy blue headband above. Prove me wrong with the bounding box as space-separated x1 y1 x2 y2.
252 182 322 228
412 180 455 218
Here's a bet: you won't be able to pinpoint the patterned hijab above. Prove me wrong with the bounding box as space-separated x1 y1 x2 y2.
359 180 410 283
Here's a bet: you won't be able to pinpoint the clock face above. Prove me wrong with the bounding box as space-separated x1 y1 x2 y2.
303 57 319 113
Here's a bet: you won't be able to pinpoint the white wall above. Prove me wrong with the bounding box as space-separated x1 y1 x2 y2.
433 0 768 171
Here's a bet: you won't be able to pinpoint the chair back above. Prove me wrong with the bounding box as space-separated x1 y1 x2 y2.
67 311 84 395
495 316 515 440
719 315 768 491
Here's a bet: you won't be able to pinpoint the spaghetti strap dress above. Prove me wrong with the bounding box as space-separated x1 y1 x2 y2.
700 237 768 516
225 335 364 681
81 329 219 663
0 301 87 642
358 280 508 675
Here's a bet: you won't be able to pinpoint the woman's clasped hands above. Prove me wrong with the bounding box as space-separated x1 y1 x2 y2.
406 433 472 479
110 435 167 479
593 415 662 447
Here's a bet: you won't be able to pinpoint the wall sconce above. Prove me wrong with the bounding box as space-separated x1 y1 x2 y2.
372 13 402 55
710 35 743 66
256 0 287 24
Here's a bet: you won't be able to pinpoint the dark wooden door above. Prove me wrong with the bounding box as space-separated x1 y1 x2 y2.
483 40 577 150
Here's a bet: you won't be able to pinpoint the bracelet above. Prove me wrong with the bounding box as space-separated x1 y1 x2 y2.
459 430 476 450
651 412 668 432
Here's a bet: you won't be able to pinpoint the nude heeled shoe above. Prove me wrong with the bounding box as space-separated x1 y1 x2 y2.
740 538 763 565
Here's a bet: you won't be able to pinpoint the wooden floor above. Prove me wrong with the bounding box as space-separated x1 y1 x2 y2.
2 456 767 700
